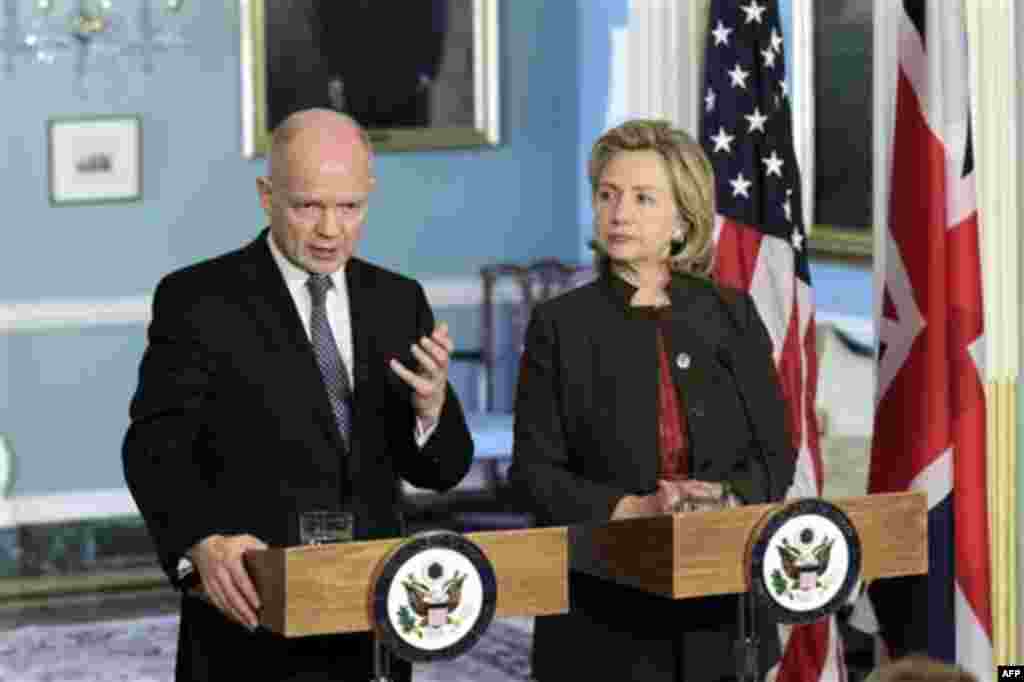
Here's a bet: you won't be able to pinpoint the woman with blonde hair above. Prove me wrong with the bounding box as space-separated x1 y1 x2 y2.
510 119 796 681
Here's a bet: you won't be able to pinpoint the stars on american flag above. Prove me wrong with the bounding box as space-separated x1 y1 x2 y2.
710 127 735 153
701 0 809 280
730 172 752 198
727 63 750 88
740 0 766 24
787 188 800 250
762 150 784 176
791 226 804 251
745 107 767 133
712 20 733 46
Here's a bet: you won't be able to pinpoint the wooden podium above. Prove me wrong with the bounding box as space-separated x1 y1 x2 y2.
245 492 926 638
245 527 568 637
569 491 927 600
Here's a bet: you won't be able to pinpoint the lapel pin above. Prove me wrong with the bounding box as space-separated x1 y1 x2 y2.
676 352 691 370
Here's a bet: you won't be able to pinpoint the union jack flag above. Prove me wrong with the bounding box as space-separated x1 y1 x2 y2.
701 1 843 681
869 1 992 676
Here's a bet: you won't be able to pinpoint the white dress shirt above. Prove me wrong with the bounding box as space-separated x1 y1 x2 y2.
266 233 436 445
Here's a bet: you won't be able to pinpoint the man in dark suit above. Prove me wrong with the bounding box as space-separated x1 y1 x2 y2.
122 108 473 681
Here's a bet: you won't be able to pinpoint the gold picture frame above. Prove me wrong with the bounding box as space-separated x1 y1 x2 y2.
240 0 500 158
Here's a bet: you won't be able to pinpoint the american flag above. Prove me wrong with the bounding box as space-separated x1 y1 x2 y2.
701 2 843 681
869 1 992 676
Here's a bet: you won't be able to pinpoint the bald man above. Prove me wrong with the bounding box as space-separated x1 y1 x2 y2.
123 109 473 681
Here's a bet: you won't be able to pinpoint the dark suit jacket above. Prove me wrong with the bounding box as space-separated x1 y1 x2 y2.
509 272 796 682
122 232 473 681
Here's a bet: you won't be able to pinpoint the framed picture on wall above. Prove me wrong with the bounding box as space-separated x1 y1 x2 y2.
239 0 500 158
47 115 141 206
792 0 873 259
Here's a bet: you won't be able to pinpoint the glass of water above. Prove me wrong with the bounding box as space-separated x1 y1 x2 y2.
670 495 729 513
298 510 354 546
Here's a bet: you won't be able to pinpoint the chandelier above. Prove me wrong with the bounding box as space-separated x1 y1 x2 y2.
2 0 189 90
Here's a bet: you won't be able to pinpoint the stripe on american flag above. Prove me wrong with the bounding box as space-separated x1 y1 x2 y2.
701 2 840 681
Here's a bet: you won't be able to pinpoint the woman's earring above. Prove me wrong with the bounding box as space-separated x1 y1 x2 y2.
669 225 687 256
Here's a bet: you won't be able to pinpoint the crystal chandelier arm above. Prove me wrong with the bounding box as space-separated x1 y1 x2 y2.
1 0 188 80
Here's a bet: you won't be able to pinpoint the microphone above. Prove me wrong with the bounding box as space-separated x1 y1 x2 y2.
715 347 775 504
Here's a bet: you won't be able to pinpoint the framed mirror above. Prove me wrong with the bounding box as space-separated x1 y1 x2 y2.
240 0 500 157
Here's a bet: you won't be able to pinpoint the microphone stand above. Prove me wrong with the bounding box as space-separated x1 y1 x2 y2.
716 347 775 682
372 635 392 682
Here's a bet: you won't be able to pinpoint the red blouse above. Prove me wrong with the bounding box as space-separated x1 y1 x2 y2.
656 328 689 480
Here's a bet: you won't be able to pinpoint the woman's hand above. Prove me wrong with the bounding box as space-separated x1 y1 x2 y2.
659 479 723 503
611 479 733 520
611 493 661 519
658 479 737 511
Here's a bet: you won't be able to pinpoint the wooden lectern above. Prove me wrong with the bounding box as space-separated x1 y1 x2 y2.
569 492 927 600
244 492 925 638
245 527 568 637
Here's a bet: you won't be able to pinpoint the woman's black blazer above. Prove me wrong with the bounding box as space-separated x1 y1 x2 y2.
510 271 797 682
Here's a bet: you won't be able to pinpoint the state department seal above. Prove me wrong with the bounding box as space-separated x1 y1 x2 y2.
749 499 862 624
372 530 497 663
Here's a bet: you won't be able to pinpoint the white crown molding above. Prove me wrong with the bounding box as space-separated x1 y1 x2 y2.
0 297 154 333
0 277 527 334
0 487 139 528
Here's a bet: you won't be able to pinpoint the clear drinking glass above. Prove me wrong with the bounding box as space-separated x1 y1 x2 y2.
670 495 728 513
298 510 354 546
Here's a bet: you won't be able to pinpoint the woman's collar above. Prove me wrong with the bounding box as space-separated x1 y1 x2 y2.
600 265 704 312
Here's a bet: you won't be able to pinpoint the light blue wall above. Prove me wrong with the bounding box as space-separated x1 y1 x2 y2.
4 326 144 494
1 0 581 496
810 262 873 320
780 0 794 98
576 0 629 258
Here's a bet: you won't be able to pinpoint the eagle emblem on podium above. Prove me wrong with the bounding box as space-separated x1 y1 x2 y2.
397 562 468 635
750 499 862 625
375 530 497 661
775 528 834 593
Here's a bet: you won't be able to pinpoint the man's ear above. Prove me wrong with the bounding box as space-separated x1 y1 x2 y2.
256 177 273 214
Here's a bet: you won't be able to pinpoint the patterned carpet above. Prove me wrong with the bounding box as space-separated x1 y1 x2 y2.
0 614 533 681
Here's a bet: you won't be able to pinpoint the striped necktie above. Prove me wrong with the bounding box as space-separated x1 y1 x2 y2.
306 274 353 447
